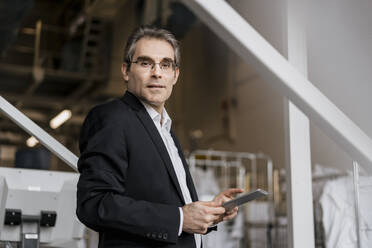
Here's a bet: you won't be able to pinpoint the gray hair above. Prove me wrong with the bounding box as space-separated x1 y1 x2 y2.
123 26 181 71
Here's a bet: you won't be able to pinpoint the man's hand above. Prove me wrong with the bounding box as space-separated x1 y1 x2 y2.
182 201 225 234
213 188 244 222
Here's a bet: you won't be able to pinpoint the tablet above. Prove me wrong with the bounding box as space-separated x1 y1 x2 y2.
222 189 268 211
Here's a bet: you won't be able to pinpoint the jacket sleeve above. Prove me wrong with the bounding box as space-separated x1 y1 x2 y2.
76 108 180 244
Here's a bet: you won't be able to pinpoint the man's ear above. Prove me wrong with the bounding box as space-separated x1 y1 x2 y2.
121 63 129 81
173 67 180 85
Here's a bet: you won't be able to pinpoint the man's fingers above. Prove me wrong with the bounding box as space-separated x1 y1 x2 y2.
213 215 224 225
225 206 238 215
223 211 238 221
223 207 238 221
206 206 226 215
207 214 223 224
223 188 244 197
197 201 226 214
213 188 244 206
214 196 230 205
200 201 220 207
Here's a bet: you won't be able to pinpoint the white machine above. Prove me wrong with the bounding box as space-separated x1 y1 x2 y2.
0 167 85 248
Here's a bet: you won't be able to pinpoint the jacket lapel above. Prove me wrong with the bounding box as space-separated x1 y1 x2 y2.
171 130 199 202
121 91 186 205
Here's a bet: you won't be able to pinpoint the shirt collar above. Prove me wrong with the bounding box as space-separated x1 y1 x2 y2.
140 100 172 132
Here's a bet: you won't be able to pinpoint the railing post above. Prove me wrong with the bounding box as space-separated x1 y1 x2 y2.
353 161 361 248
284 0 315 247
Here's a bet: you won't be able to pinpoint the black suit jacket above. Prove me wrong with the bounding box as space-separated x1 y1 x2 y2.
77 91 200 247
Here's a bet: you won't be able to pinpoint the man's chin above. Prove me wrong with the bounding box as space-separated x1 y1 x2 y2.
143 95 167 104
148 100 163 107
142 97 164 107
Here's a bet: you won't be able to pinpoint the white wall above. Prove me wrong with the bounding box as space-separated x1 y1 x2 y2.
227 0 372 172
307 0 372 171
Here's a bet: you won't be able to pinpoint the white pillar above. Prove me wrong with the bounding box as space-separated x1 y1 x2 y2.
284 0 315 247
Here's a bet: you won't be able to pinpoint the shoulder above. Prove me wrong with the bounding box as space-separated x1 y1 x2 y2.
79 98 132 152
85 97 133 125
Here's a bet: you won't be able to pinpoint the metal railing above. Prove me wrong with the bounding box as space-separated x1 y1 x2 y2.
0 96 78 171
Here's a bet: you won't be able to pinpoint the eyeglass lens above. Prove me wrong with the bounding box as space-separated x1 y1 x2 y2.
134 57 174 70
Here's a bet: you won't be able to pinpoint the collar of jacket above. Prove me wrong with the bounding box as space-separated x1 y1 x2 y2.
120 90 144 112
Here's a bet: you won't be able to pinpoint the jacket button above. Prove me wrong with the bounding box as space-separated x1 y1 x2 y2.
163 233 168 240
151 233 156 239
146 233 151 238
158 233 162 239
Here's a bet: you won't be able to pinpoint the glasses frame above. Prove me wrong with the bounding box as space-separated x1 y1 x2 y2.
131 57 177 72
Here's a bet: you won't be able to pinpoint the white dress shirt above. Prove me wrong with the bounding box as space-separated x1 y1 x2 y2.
141 101 201 248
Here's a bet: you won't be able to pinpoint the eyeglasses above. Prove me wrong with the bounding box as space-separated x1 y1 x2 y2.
131 57 176 72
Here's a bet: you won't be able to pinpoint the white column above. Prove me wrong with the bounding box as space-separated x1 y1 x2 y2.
284 0 315 247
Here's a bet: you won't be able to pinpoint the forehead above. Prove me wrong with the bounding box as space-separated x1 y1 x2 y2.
133 38 175 61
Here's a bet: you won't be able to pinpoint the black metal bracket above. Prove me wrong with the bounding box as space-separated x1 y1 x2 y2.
3 209 57 248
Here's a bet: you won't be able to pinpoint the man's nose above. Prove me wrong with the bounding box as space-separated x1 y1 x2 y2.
151 63 162 77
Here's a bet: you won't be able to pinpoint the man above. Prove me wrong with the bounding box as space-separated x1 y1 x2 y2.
76 26 242 248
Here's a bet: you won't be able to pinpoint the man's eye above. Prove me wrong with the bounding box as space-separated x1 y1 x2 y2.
140 61 151 67
161 62 171 69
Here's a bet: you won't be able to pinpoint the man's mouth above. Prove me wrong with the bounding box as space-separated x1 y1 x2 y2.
147 84 165 88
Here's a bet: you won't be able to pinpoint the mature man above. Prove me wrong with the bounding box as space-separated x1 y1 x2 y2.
76 26 242 248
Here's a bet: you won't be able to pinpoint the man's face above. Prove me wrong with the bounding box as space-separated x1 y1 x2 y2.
121 38 179 112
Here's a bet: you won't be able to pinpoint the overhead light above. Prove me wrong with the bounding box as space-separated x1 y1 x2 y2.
26 136 39 147
50 109 72 129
